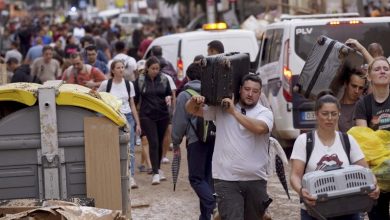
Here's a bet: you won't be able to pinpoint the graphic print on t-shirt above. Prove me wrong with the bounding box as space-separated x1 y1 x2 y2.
316 154 343 170
376 111 390 130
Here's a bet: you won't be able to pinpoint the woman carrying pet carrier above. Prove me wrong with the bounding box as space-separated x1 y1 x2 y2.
290 91 380 220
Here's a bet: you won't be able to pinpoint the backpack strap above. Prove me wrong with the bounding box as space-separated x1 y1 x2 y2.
186 88 199 96
125 79 131 96
160 73 169 92
106 79 131 97
305 131 352 172
106 78 113 93
185 88 203 141
138 74 146 94
304 131 314 173
364 94 373 126
339 132 351 164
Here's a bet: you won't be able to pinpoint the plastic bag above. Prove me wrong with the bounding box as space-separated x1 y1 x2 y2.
372 160 390 192
347 127 390 166
348 127 390 191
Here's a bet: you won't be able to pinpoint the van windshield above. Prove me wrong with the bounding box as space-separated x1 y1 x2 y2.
295 22 390 61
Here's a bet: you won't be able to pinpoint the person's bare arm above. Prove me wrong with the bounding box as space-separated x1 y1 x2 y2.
129 97 141 136
355 119 368 127
171 90 177 112
290 159 317 206
346 39 373 64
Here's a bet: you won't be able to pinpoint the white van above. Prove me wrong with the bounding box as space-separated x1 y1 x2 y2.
144 26 259 81
257 14 390 144
117 13 152 34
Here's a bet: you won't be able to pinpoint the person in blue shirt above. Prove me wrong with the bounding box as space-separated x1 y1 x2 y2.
85 45 109 75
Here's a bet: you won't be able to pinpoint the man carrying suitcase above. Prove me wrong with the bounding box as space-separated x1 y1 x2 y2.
186 74 273 220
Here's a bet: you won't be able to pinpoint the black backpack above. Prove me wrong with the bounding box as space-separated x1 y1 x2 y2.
186 88 216 144
304 131 351 172
106 78 131 96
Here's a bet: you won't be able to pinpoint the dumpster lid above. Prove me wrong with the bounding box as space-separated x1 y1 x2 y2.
0 83 127 127
56 84 126 127
0 83 40 106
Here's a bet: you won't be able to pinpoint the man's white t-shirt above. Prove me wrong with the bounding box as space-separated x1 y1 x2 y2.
290 131 364 173
97 79 135 114
204 103 273 181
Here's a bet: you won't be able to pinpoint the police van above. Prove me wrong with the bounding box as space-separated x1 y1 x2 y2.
257 13 390 144
144 23 259 82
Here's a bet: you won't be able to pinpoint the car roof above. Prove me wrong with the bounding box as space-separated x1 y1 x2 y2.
152 29 256 41
267 16 390 28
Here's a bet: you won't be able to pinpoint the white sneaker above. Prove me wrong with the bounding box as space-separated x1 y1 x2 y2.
161 157 170 164
159 170 167 181
135 136 141 146
152 174 160 185
130 177 138 189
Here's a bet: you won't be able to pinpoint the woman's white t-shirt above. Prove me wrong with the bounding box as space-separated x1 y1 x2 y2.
98 79 135 114
290 131 364 173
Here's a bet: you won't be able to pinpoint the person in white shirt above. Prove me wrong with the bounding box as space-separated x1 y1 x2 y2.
109 41 137 81
5 41 23 64
98 60 141 189
290 91 380 220
186 74 273 220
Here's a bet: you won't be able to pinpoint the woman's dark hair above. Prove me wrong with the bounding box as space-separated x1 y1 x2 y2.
240 74 262 88
110 60 125 77
314 90 340 111
145 56 160 70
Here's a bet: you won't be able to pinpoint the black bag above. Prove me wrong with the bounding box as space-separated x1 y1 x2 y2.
201 52 250 106
294 36 364 100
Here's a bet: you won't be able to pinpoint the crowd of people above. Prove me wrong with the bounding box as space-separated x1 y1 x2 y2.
0 12 389 220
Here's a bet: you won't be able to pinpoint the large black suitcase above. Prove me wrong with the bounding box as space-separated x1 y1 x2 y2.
201 52 250 106
294 35 364 100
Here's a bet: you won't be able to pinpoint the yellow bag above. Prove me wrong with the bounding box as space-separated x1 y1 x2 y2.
348 127 390 191
372 160 390 192
348 127 390 166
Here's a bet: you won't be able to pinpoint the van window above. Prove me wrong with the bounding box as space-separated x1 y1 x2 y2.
270 29 283 63
295 22 390 61
121 17 129 24
260 29 283 66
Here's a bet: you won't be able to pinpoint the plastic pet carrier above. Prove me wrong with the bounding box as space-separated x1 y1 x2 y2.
302 165 376 218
